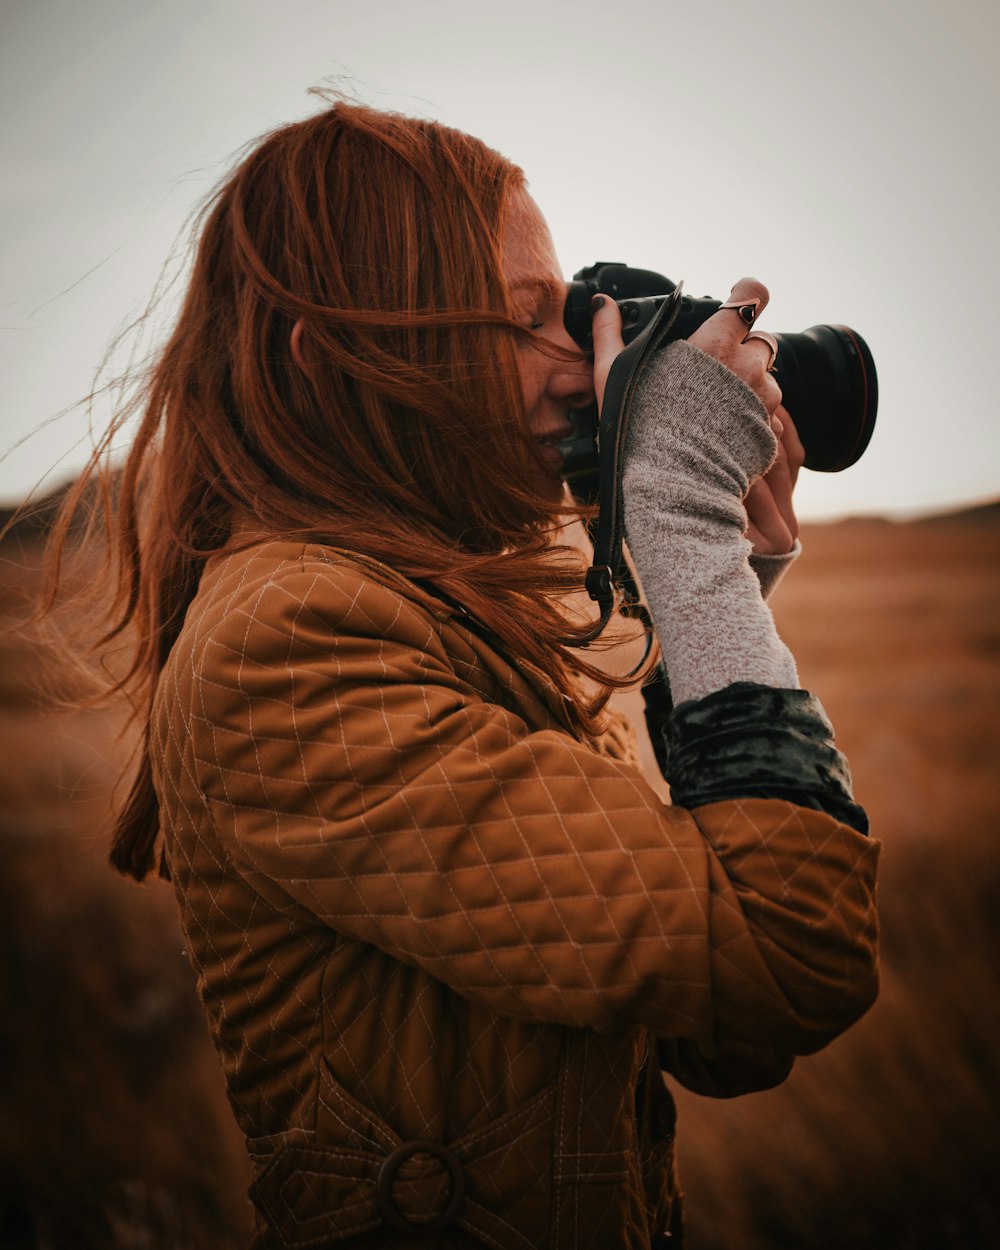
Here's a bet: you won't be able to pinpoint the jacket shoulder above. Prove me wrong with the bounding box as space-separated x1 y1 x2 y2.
185 540 451 656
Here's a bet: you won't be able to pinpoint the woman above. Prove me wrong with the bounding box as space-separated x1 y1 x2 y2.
48 102 878 1248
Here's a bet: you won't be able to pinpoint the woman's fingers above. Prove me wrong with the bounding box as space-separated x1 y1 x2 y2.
590 275 792 425
745 405 803 554
590 294 625 412
745 475 794 554
694 277 770 359
712 276 771 334
688 277 782 415
776 403 805 486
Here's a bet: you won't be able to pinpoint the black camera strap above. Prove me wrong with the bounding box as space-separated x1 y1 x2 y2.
573 287 685 776
577 285 684 646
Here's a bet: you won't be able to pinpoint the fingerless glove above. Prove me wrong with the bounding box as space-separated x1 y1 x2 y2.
622 339 799 705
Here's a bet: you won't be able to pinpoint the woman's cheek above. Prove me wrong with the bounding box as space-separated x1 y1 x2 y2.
516 367 538 423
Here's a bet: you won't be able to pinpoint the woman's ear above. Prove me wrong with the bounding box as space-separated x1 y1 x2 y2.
290 320 311 374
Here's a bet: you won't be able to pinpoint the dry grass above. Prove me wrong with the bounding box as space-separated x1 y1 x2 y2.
1 506 998 1247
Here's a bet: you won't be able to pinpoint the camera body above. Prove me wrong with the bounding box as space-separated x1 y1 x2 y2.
558 262 878 498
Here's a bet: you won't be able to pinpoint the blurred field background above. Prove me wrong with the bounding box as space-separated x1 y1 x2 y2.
1 500 998 1249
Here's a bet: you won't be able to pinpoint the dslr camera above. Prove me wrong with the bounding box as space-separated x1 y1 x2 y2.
558 262 878 500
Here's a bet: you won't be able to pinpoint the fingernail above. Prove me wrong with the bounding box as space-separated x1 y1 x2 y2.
591 294 605 313
771 415 784 436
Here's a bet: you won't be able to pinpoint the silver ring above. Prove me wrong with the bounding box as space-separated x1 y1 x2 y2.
742 329 778 372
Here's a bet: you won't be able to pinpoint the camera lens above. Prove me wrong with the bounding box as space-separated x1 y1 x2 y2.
772 326 877 472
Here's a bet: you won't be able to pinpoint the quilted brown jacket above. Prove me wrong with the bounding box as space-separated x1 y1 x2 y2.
150 539 880 1249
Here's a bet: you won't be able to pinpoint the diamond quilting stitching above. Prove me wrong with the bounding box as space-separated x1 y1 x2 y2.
149 542 880 1238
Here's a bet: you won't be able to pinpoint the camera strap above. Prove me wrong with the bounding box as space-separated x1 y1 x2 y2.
577 285 684 646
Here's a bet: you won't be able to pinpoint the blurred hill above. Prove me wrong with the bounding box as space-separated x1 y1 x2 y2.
670 507 1000 1250
1 502 998 1249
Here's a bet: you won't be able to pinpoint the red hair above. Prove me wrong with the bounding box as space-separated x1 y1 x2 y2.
39 101 647 880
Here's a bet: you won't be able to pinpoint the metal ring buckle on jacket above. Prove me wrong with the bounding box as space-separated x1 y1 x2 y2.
375 1139 466 1233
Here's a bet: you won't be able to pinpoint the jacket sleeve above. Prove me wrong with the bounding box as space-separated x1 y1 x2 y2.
190 556 879 1056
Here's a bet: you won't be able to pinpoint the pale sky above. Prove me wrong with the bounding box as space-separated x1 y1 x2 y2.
2 0 998 518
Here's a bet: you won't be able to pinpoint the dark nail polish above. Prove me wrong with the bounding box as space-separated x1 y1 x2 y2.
591 294 605 313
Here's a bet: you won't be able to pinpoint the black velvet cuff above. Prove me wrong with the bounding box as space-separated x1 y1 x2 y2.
659 681 869 835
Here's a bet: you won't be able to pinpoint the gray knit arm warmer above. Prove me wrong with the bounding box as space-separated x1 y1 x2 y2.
622 339 799 705
750 540 801 600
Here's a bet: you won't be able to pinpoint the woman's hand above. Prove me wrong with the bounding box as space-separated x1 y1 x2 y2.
592 275 801 554
591 276 782 418
686 277 782 418
690 279 801 554
744 405 805 554
590 293 625 411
